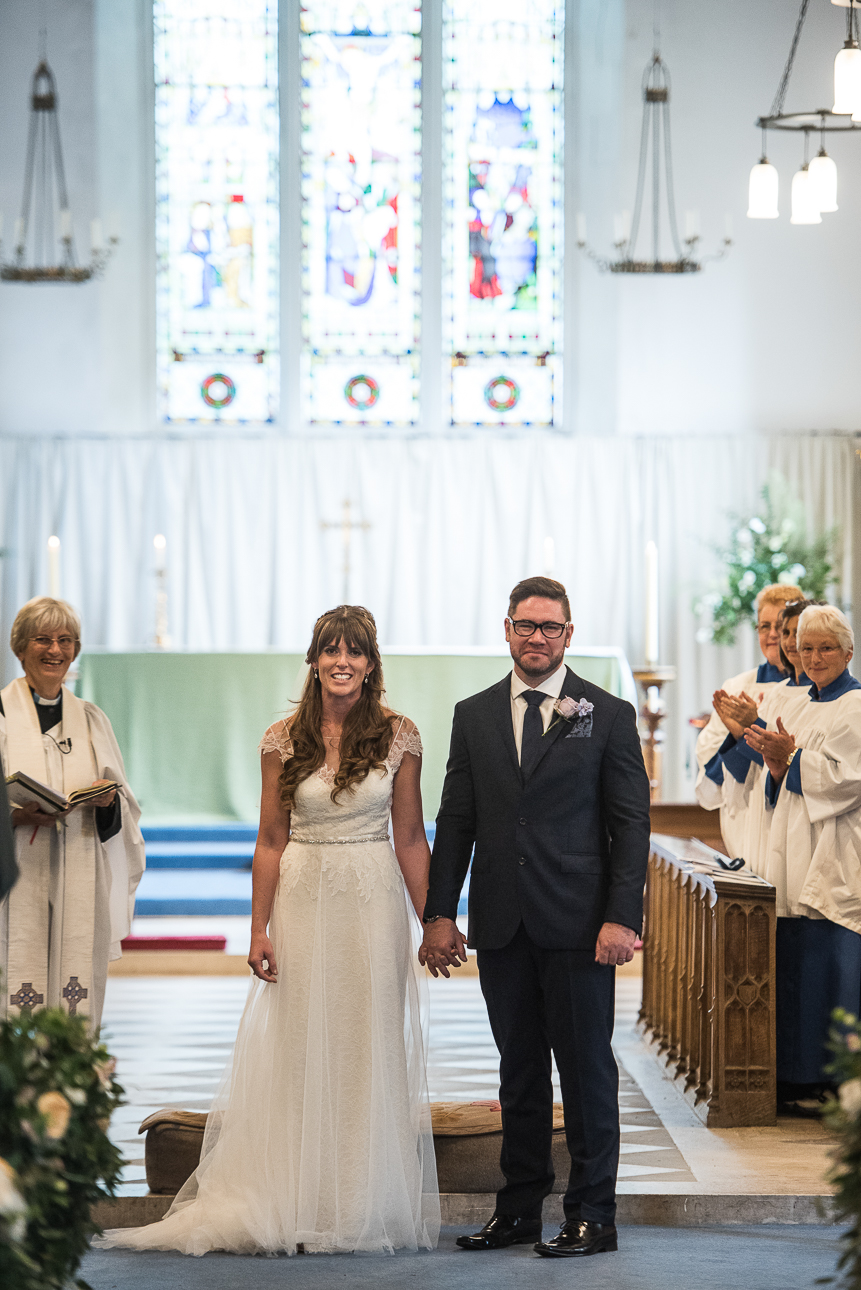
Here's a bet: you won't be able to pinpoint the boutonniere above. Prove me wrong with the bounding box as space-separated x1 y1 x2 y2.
544 696 594 735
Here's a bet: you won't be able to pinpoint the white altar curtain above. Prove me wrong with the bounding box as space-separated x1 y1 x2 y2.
1 432 858 799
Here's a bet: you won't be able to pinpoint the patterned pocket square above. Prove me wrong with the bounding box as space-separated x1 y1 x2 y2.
565 716 593 739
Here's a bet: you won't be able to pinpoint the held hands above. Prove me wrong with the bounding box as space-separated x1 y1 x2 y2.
248 931 278 983
712 689 761 741
418 917 468 978
743 715 796 782
595 922 638 966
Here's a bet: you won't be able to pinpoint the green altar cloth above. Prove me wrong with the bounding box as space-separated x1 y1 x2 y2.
77 649 636 823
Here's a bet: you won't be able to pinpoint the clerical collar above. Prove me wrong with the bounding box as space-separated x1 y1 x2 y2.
30 688 62 707
808 670 861 703
756 661 785 684
787 671 811 688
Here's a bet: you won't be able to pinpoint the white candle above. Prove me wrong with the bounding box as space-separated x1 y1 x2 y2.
576 212 587 245
684 209 700 241
90 218 103 252
644 540 659 666
14 216 25 249
59 209 72 240
543 536 555 576
614 211 632 245
723 212 734 242
153 533 167 569
47 536 61 599
0 212 5 241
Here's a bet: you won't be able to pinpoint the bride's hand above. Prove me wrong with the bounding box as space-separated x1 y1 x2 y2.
248 931 278 983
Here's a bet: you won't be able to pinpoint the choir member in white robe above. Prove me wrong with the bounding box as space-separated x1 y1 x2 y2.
705 599 817 877
0 598 145 1028
695 584 801 857
744 605 861 1106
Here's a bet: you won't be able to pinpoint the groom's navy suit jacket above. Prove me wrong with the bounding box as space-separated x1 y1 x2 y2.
426 666 651 951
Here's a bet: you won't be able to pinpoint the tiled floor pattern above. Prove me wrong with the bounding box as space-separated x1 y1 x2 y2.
100 974 692 1197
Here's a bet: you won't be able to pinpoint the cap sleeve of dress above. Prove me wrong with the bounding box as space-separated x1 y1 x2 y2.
388 716 423 773
258 719 293 764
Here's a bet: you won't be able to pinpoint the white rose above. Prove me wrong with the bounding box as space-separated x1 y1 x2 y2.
0 1158 25 1217
839 1077 861 1118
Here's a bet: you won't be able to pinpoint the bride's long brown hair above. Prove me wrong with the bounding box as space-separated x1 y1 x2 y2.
278 605 394 811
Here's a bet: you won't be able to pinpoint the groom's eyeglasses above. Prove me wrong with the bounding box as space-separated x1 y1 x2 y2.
507 618 569 640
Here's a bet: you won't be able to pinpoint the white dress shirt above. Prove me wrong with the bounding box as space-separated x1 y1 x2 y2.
510 662 568 762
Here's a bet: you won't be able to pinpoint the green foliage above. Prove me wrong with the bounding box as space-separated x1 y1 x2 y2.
695 476 839 647
0 1004 124 1290
820 1010 861 1288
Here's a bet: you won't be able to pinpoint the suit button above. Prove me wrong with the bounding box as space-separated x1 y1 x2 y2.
519 858 526 865
519 818 527 826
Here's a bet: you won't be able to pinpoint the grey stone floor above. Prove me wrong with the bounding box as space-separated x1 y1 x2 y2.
81 1225 845 1290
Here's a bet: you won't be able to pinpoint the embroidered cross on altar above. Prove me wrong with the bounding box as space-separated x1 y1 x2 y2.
11 982 44 1010
62 976 88 1016
321 499 371 604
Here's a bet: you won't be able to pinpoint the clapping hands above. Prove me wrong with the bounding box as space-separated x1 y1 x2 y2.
713 689 761 740
744 715 796 782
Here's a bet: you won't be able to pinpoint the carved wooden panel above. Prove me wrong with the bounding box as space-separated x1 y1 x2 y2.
639 834 777 1128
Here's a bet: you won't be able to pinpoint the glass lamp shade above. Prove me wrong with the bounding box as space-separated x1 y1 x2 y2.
833 43 861 114
790 167 823 224
747 160 779 218
808 152 838 212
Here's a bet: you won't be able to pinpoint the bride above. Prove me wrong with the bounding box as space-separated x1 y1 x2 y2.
96 605 440 1256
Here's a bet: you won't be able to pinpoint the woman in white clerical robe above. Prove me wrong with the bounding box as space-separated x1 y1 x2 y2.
695 583 801 858
744 605 861 1110
0 597 145 1028
705 598 817 877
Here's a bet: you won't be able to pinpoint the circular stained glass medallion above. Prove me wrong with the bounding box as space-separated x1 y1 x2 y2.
344 374 380 410
484 375 520 412
201 373 236 409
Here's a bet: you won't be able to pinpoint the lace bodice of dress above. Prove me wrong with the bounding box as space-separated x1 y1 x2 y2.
258 715 423 845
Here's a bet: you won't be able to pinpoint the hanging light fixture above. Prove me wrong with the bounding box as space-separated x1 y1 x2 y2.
833 2 861 113
808 145 839 210
577 48 730 273
0 57 117 282
747 130 780 218
751 0 861 225
790 165 823 222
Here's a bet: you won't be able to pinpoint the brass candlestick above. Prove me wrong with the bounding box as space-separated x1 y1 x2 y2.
632 666 676 801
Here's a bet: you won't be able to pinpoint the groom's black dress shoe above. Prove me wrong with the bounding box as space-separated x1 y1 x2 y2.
456 1214 543 1250
534 1220 618 1257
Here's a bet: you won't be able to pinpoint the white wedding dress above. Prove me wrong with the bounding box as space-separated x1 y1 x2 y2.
95 716 440 1257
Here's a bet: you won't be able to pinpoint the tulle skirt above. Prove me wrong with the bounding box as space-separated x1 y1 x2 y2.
94 845 440 1256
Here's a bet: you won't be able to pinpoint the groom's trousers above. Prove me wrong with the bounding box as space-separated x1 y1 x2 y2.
477 923 619 1226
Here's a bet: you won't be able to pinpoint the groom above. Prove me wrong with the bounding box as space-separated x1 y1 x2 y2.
420 576 650 1258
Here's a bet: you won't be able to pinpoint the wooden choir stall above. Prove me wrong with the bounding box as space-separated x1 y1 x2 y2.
638 833 777 1128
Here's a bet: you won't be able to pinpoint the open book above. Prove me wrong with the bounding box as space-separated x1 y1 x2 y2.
5 771 119 814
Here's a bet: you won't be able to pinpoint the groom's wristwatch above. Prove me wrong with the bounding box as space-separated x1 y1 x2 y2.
422 913 446 925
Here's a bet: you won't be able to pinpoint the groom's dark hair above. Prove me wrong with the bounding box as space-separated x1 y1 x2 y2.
508 577 571 622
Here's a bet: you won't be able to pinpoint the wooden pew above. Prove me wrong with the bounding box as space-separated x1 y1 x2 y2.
639 834 777 1128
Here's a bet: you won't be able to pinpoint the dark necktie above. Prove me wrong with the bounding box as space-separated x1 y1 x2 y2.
520 690 547 777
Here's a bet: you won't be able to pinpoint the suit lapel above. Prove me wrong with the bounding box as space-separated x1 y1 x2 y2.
523 667 585 782
487 674 522 784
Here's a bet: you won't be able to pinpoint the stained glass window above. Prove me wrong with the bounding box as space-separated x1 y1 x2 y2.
154 0 279 423
444 0 562 426
301 1 421 424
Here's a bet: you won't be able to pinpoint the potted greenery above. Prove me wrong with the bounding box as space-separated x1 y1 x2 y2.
0 1002 123 1290
695 477 838 647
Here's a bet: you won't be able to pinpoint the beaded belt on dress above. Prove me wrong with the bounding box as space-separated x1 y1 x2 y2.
289 833 390 844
